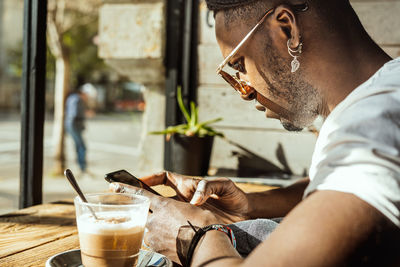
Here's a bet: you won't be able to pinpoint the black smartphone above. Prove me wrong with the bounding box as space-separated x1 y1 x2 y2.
105 169 161 196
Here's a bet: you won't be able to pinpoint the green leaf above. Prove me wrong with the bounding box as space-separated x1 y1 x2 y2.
202 126 224 137
190 123 201 135
149 86 224 138
198 128 210 137
198 117 223 128
148 124 188 135
177 86 191 123
190 101 197 127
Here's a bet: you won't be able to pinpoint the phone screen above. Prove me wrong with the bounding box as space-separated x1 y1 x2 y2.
105 170 161 196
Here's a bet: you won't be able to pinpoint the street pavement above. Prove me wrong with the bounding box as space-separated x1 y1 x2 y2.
0 112 144 214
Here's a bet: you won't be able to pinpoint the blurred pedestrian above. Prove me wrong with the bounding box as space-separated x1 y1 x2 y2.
65 87 88 174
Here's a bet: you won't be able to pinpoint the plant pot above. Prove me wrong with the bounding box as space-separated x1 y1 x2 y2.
169 135 214 176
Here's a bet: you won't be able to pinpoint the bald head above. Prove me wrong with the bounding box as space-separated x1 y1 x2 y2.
206 0 352 31
205 0 350 12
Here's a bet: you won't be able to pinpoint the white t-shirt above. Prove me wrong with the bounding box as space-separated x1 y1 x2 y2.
304 57 400 227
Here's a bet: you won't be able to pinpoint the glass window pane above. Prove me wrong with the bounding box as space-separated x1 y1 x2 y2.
42 2 145 203
0 0 24 214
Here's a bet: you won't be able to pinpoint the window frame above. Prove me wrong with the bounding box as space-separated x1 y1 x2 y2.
19 0 47 208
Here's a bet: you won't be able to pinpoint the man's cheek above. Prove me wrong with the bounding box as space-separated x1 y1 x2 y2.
245 62 268 90
249 76 269 97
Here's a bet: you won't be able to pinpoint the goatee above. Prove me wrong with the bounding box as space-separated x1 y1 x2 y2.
282 122 303 132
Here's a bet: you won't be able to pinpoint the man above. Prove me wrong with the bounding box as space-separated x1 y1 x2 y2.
111 0 400 266
65 88 88 173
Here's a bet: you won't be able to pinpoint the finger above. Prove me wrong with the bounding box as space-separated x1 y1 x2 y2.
209 193 220 200
139 171 167 186
109 182 160 200
190 180 209 205
164 171 182 188
189 178 229 206
109 182 159 213
165 172 201 188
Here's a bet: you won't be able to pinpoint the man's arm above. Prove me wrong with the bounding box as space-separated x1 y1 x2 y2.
138 172 309 223
246 177 309 219
191 190 400 267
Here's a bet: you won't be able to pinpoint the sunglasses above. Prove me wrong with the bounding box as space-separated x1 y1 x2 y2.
216 3 309 101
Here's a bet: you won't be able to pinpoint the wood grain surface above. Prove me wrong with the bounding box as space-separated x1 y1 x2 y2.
0 183 274 266
0 200 78 267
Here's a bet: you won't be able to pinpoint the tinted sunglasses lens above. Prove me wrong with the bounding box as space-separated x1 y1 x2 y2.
239 82 256 100
219 71 246 94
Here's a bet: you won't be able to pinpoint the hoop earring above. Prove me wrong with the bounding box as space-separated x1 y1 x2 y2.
287 39 303 73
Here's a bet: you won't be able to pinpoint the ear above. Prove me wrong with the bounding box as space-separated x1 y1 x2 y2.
270 5 301 49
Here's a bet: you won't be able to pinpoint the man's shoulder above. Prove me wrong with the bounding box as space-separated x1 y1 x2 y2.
366 57 400 97
312 59 400 174
321 91 400 144
335 57 400 114
321 59 400 140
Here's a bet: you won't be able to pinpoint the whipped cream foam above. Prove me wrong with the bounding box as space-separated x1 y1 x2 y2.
77 211 145 235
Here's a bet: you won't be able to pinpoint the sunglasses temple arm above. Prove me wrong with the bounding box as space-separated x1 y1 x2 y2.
216 9 273 73
216 25 260 73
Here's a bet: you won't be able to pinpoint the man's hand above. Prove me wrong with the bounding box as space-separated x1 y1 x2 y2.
140 171 250 223
109 182 219 264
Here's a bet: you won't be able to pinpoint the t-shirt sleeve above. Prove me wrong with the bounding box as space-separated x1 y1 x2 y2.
305 156 400 227
305 91 400 227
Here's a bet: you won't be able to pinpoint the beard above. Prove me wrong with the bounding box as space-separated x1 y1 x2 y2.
282 121 304 132
257 40 321 131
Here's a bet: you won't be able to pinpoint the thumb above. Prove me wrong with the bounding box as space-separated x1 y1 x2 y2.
190 180 220 206
109 182 158 199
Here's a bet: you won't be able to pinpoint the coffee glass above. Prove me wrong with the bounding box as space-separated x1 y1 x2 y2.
74 193 150 267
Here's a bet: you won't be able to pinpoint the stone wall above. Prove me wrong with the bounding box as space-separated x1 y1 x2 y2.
351 0 400 58
197 0 400 176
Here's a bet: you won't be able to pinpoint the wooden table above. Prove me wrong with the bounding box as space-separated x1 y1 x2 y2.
0 183 275 266
0 200 79 267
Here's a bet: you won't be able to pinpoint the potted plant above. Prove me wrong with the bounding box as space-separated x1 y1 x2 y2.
150 87 223 176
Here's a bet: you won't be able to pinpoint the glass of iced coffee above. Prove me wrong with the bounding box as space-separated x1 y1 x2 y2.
74 193 150 267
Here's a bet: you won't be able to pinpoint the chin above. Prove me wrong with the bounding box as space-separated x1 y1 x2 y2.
281 122 304 132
